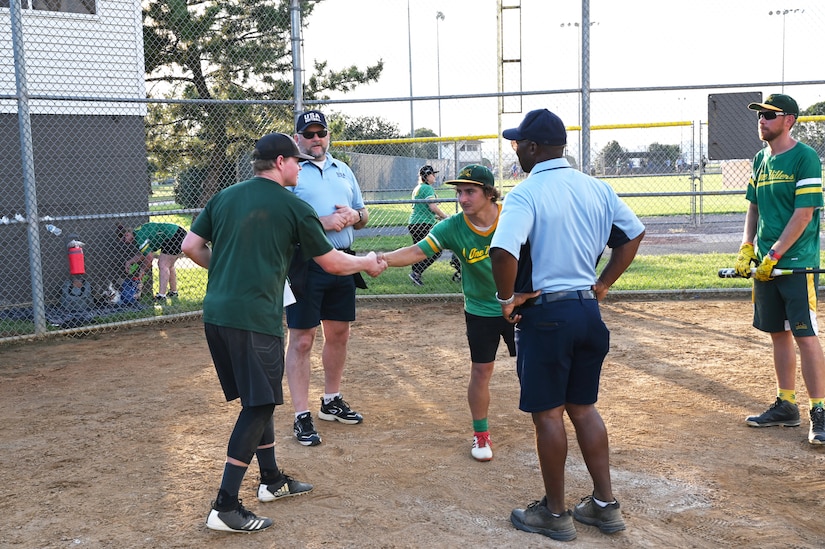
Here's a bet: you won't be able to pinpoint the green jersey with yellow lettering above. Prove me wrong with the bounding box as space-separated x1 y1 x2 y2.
746 141 823 267
417 204 501 317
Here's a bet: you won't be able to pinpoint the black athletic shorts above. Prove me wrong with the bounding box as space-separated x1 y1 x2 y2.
204 323 285 407
464 311 516 364
159 226 187 255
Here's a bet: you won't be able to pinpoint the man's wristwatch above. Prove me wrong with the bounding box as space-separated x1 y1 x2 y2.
495 292 515 305
357 210 363 223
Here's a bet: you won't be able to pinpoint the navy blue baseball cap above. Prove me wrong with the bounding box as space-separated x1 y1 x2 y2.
503 109 567 146
296 110 328 132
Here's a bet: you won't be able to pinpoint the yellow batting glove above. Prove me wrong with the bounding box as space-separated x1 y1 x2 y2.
754 253 779 281
734 243 758 278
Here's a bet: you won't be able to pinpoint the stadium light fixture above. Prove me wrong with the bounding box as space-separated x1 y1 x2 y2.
768 8 805 92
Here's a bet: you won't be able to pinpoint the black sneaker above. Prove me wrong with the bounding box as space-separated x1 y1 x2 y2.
809 406 825 445
409 272 423 286
572 495 626 534
258 471 313 502
293 412 321 446
153 293 167 303
745 397 800 427
510 497 577 541
206 500 272 533
451 271 461 283
318 395 363 424
167 291 179 298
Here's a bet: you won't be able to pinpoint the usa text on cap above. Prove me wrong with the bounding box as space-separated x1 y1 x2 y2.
296 110 328 132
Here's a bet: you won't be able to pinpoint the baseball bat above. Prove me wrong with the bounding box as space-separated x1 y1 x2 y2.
718 267 825 278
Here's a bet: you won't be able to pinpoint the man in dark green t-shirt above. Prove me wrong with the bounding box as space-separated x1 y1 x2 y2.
182 132 386 534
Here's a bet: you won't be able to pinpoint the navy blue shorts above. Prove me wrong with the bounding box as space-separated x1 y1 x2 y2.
286 261 356 329
515 298 609 412
465 311 516 363
204 323 285 407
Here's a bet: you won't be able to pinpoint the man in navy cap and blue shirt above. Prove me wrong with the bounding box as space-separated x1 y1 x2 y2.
490 108 645 541
286 110 370 447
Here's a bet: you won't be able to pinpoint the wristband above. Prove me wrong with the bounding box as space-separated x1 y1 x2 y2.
357 210 363 223
495 292 515 305
768 249 782 260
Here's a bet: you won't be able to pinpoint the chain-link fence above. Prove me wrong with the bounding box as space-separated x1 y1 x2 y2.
1 0 824 341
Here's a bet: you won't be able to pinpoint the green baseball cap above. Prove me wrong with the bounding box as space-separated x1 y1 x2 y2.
444 164 495 188
747 93 799 116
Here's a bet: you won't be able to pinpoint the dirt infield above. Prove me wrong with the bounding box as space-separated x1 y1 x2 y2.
2 298 824 548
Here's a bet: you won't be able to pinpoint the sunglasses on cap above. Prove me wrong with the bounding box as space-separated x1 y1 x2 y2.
300 129 328 139
758 111 791 120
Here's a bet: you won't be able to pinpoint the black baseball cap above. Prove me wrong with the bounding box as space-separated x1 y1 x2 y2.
419 164 438 178
502 108 567 146
252 133 313 161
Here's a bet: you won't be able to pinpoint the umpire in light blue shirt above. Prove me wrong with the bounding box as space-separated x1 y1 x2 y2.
490 108 645 541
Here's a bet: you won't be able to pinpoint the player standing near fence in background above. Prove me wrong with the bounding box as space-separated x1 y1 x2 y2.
490 108 644 541
383 164 513 462
407 164 461 286
734 93 825 445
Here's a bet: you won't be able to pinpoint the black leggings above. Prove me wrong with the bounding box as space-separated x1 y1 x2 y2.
227 403 275 465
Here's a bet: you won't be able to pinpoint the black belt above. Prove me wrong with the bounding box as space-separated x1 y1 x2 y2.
534 290 596 305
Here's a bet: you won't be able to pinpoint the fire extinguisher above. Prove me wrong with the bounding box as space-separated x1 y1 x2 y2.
67 239 86 275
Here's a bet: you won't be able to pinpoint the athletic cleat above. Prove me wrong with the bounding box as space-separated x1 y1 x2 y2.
451 271 461 283
510 497 577 541
206 500 272 533
153 293 167 303
809 406 825 445
471 432 493 462
294 412 321 446
167 291 179 298
745 397 800 427
573 495 626 534
318 395 363 424
258 471 313 502
409 272 424 286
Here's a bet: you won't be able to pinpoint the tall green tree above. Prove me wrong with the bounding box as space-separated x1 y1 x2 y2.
143 0 383 206
598 140 625 173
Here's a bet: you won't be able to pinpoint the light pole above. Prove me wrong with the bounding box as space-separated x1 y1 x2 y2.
560 21 598 170
768 8 804 92
407 0 414 139
436 11 445 143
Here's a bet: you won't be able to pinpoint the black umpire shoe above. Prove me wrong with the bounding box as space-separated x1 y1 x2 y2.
745 397 800 427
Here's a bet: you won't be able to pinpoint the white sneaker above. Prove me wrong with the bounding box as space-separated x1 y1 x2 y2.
471 432 493 461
